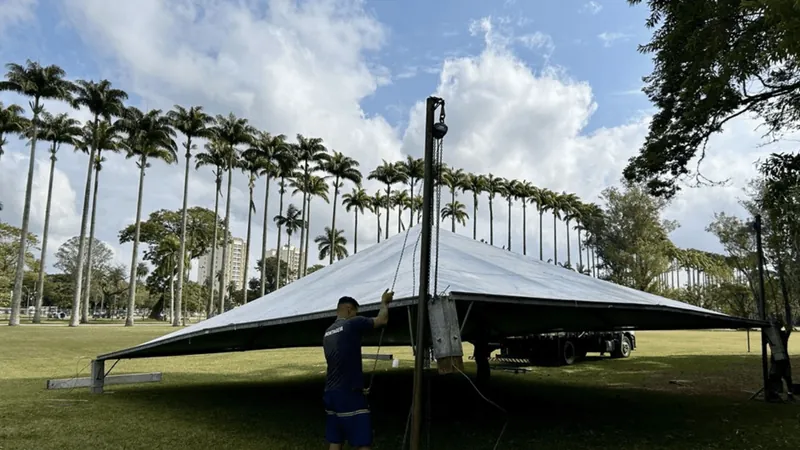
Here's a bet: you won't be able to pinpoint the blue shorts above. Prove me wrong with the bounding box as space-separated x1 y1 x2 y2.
323 390 372 447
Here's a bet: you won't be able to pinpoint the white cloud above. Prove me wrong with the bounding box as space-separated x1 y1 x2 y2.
0 0 36 37
0 4 787 282
580 1 603 15
598 31 633 47
517 32 555 57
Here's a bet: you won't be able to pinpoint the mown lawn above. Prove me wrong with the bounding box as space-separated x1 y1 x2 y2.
0 326 798 450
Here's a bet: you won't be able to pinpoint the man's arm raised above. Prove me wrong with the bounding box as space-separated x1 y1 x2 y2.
373 289 393 328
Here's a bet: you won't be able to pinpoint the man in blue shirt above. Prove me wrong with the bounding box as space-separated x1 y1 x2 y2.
323 289 393 450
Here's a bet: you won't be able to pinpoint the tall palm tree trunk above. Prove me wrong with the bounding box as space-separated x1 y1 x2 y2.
353 211 359 254
125 156 147 327
81 160 102 324
408 184 415 227
565 220 572 266
451 189 456 233
69 115 98 327
330 179 340 265
259 174 272 297
207 181 221 317
397 204 402 233
175 143 192 326
507 199 512 250
33 148 57 324
303 197 312 276
243 185 254 298
489 199 494 245
539 210 544 261
218 161 234 314
298 191 308 276
577 228 583 269
376 212 381 243
9 98 41 326
275 185 285 289
522 202 527 255
472 193 478 240
169 258 175 322
385 185 391 239
552 214 558 265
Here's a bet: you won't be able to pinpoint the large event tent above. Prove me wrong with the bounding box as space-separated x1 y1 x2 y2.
97 226 761 362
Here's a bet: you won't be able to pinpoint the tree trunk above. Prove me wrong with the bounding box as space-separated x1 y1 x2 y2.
81 158 102 324
451 188 456 233
577 228 583 270
175 142 192 326
353 210 359 254
507 198 512 251
259 174 271 297
218 161 234 314
472 193 478 240
169 264 175 323
565 219 572 267
539 211 544 261
275 185 285 289
385 185 391 240
33 149 57 324
376 212 381 243
330 178 340 265
489 198 494 245
125 157 147 327
552 214 558 265
243 182 254 297
207 178 221 317
304 197 312 276
522 202 527 256
68 114 98 327
408 183 415 227
286 232 292 282
298 190 308 277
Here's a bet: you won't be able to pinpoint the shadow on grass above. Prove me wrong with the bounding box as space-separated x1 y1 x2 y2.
70 354 795 450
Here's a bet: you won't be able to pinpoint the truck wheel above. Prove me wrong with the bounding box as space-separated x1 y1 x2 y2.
612 336 632 359
560 340 577 365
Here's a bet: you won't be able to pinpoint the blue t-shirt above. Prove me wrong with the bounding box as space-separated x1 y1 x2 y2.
323 316 374 392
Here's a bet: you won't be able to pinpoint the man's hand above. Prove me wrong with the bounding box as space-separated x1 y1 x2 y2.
381 289 394 305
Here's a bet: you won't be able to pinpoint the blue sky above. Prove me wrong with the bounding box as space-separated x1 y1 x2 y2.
0 0 776 276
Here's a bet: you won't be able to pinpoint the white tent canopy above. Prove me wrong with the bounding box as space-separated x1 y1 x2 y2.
99 226 758 360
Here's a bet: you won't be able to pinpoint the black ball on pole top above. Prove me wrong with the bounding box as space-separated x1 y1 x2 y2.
432 122 448 140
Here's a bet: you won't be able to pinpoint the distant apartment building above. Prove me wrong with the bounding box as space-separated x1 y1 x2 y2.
197 237 245 292
266 245 304 282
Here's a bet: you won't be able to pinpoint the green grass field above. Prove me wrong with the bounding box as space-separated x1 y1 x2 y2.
1 326 797 450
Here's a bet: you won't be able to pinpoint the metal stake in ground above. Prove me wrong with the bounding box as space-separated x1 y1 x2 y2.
410 96 447 450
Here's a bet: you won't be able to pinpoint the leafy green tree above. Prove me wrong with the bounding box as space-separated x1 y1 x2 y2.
252 256 291 295
625 0 800 198
54 236 113 279
593 184 677 292
315 227 348 262
0 222 39 308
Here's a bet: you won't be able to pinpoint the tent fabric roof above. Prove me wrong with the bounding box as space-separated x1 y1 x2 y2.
99 226 756 360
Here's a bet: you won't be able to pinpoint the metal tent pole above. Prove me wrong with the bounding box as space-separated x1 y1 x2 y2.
754 214 769 398
410 96 441 450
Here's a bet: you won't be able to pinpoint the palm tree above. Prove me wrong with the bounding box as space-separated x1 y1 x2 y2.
413 195 424 224
243 132 288 296
32 112 81 323
292 174 330 276
342 187 372 254
368 160 406 240
211 113 255 313
560 193 581 267
461 173 486 240
78 121 122 325
1 61 75 326
392 190 410 231
273 144 299 290
239 148 263 300
274 203 304 282
69 79 127 327
484 173 503 246
517 181 534 256
195 140 229 316
398 156 424 225
0 102 28 163
372 190 387 243
441 201 469 232
319 151 361 264
543 192 569 265
315 227 349 262
501 178 521 251
294 135 328 276
116 107 177 326
167 105 215 325
441 166 465 232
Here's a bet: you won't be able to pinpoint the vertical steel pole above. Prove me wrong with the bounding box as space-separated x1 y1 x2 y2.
410 96 438 450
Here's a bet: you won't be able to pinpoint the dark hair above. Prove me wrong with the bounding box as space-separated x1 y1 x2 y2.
338 296 359 308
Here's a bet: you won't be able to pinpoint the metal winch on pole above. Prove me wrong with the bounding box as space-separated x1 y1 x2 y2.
409 96 464 450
